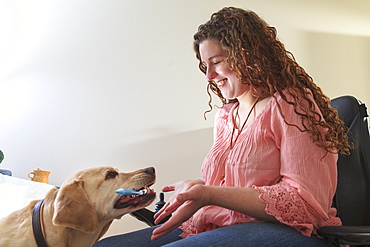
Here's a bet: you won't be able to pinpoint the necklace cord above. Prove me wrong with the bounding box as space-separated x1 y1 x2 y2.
229 98 259 150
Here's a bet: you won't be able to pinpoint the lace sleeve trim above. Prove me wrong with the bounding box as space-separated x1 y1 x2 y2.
253 182 341 236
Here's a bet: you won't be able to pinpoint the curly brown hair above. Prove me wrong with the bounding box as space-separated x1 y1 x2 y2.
193 7 352 155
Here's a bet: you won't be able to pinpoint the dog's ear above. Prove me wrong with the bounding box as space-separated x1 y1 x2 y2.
52 179 98 233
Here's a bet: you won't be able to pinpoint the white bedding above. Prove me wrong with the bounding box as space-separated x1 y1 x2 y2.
0 174 55 219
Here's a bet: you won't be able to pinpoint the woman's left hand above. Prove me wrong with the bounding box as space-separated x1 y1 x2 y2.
151 184 209 241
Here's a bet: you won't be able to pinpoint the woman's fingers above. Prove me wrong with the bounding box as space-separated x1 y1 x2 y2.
161 185 175 192
151 210 188 241
151 181 208 240
154 208 172 224
154 195 183 224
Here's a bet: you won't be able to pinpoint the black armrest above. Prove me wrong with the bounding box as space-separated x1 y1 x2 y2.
129 193 171 226
317 226 370 246
130 208 156 226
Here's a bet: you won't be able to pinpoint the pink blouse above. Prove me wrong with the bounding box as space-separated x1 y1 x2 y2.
180 89 341 238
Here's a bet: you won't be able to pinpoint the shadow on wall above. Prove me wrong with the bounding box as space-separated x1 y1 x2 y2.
112 127 214 189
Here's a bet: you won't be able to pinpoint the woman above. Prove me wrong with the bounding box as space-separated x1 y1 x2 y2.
94 7 351 247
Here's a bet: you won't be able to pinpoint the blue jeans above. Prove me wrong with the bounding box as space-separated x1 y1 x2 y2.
93 222 335 247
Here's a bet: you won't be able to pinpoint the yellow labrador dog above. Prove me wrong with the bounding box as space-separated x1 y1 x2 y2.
0 166 156 247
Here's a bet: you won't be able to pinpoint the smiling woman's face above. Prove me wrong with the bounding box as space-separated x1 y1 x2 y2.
199 39 250 100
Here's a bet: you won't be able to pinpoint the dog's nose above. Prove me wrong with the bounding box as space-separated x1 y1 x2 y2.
145 167 155 175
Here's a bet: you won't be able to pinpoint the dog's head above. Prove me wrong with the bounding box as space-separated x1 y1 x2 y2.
52 166 156 233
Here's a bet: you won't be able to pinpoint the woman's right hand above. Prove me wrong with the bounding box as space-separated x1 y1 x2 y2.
152 179 207 240
153 179 205 224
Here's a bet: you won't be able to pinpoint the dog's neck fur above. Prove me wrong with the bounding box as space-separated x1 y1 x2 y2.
41 188 113 247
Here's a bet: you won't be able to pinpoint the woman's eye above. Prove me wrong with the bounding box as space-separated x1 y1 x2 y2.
213 61 221 65
106 171 118 179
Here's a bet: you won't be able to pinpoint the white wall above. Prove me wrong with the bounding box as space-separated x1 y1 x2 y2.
1 0 369 238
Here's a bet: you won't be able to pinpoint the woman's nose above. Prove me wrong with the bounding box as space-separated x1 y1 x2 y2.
206 67 217 81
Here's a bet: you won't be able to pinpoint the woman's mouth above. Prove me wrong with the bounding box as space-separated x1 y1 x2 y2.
216 78 227 88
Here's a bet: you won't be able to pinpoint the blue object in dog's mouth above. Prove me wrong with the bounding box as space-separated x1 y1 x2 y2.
115 188 148 196
114 187 156 209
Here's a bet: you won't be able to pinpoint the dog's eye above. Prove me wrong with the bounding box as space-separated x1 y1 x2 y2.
105 171 118 180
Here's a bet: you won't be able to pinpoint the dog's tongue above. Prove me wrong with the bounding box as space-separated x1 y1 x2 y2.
117 197 133 204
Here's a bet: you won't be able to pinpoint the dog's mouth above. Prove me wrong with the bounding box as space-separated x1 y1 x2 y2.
114 186 156 209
